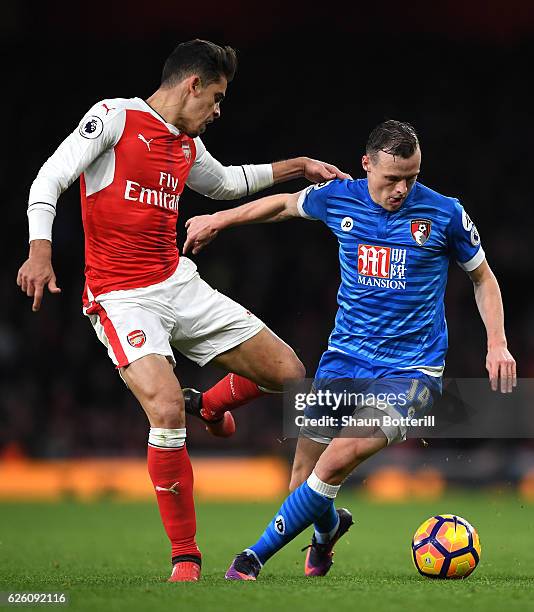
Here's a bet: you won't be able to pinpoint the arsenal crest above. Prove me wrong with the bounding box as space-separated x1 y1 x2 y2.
410 219 432 246
127 330 146 348
182 142 192 163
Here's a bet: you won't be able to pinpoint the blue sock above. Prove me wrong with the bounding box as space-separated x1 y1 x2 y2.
313 503 340 544
249 472 340 565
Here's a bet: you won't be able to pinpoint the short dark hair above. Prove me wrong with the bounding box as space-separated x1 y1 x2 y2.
366 120 419 161
161 39 237 88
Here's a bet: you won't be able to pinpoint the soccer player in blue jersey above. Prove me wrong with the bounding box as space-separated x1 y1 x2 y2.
184 120 517 580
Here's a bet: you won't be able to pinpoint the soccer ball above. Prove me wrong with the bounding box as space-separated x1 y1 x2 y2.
412 514 481 579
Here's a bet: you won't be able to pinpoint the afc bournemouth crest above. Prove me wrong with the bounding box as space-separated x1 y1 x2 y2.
127 330 146 348
410 219 432 246
182 142 192 163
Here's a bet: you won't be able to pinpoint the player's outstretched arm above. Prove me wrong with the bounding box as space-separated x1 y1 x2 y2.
272 158 351 184
468 260 516 393
183 192 301 255
186 139 351 201
17 239 61 312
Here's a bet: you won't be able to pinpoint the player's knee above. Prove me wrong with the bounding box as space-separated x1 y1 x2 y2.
149 399 185 428
315 456 350 484
316 442 373 484
142 389 185 428
287 357 306 381
317 463 349 485
267 354 306 390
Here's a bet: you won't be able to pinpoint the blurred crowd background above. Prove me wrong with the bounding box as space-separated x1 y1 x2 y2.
1 1 533 486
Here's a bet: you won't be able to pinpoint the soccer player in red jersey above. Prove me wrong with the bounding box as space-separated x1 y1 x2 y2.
16 39 350 582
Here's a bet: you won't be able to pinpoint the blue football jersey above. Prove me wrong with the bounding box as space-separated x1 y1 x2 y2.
297 179 485 375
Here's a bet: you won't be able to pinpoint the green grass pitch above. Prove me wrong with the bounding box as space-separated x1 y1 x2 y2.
1 492 533 612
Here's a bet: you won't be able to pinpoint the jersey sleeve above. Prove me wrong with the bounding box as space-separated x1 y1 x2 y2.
186 137 273 200
296 180 337 223
27 100 126 241
447 200 485 271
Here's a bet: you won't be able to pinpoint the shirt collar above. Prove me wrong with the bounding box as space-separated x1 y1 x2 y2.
134 97 181 136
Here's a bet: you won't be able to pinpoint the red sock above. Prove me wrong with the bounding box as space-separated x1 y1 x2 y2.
201 373 266 420
147 444 201 561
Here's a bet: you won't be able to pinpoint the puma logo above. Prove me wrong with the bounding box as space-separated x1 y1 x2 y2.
155 481 180 495
138 133 154 151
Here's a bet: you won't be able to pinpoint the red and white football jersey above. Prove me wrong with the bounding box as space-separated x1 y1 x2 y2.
28 97 273 302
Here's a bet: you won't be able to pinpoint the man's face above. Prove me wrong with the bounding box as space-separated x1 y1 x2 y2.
181 76 227 138
362 148 421 211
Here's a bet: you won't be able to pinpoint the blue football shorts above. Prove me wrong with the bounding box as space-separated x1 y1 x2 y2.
300 349 441 445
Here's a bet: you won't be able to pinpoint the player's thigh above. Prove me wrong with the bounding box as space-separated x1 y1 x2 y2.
289 436 328 491
85 297 180 426
85 297 175 369
357 376 435 445
211 327 305 389
120 354 185 428
170 259 263 366
314 434 388 485
170 259 303 385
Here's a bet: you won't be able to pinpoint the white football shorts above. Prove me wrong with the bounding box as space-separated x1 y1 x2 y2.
83 256 265 368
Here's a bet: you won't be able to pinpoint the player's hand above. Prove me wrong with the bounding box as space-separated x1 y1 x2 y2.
302 157 352 183
184 215 219 255
486 345 516 393
16 241 61 312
